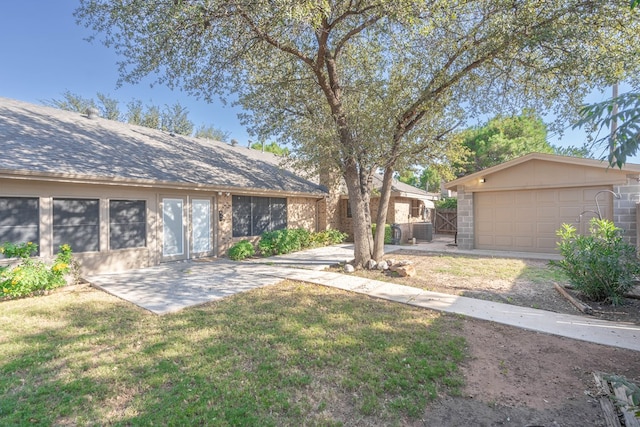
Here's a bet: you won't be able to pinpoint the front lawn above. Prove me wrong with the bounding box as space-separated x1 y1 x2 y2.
1 281 465 426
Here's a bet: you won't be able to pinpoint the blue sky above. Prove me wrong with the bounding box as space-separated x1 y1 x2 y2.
0 2 633 162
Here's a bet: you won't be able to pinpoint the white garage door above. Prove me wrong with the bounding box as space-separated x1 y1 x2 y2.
474 186 611 253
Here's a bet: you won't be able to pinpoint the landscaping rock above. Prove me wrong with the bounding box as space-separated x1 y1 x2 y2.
386 259 396 267
344 264 355 273
377 260 389 271
365 259 377 270
389 264 416 277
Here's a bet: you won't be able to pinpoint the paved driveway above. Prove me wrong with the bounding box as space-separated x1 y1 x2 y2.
88 244 356 314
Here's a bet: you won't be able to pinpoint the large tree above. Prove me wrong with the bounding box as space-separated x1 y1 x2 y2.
77 0 640 267
457 110 553 175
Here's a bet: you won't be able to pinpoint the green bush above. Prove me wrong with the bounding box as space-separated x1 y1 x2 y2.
0 243 73 300
372 224 392 244
259 228 311 256
551 218 640 305
310 229 348 246
258 228 347 257
435 197 457 209
227 240 255 261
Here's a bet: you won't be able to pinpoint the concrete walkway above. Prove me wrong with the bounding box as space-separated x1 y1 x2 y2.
88 241 640 352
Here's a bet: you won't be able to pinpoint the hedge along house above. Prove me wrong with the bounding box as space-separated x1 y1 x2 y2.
0 97 328 275
338 173 438 243
445 153 640 254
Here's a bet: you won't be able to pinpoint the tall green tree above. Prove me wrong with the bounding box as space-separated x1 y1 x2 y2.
76 0 640 266
456 111 553 175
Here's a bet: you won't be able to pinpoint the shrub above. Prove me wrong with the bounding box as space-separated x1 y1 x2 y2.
311 229 348 246
551 218 640 305
0 243 73 300
259 228 311 256
227 240 255 261
435 197 457 209
372 224 392 244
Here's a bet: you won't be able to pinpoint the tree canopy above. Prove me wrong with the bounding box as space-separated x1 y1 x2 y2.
46 91 228 139
76 0 640 266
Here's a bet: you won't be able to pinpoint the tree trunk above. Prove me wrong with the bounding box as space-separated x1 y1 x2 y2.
372 166 394 261
344 162 374 268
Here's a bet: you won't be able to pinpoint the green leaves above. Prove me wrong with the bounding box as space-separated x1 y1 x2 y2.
552 218 640 305
574 92 640 168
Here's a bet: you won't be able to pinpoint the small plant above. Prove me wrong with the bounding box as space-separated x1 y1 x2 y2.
372 224 392 244
551 218 640 305
227 240 255 260
0 243 73 300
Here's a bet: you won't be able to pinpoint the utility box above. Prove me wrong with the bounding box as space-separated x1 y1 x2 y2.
413 222 433 242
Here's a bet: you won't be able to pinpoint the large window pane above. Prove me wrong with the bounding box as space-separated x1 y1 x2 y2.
53 199 99 253
0 197 39 256
252 196 271 235
232 196 288 237
163 198 184 256
109 200 146 250
192 199 211 253
271 198 287 231
232 196 251 237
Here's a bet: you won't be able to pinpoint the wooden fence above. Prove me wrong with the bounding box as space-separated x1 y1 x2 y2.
434 208 457 234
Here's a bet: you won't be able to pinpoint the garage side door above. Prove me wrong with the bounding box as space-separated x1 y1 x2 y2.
474 187 610 253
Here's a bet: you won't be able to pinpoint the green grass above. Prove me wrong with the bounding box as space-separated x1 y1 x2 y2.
0 282 466 426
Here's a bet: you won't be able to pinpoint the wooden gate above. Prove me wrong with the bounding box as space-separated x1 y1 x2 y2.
434 209 457 234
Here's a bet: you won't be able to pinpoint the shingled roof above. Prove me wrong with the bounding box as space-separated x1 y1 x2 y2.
0 97 327 196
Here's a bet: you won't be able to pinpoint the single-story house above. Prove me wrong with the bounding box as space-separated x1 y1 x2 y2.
337 174 438 242
445 152 640 253
0 97 329 274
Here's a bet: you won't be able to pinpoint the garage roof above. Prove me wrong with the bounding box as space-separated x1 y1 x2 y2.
445 152 640 192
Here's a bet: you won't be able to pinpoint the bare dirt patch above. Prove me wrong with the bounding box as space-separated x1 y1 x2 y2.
353 249 640 326
338 250 640 426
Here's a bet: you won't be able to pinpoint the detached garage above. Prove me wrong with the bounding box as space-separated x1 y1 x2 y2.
445 153 640 254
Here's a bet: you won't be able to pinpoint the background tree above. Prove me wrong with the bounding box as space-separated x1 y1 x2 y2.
47 91 228 139
194 124 230 142
96 92 121 121
575 92 640 167
76 0 640 267
456 110 553 175
160 102 193 136
44 90 96 114
250 141 290 156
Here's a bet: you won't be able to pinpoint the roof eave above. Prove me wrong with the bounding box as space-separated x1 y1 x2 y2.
0 169 328 198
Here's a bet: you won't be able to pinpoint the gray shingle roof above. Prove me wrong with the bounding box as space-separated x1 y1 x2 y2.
0 97 327 196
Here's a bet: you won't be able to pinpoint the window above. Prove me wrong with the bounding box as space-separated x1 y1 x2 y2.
192 199 211 253
411 200 422 218
345 200 352 218
109 200 146 250
0 197 39 256
53 198 99 253
232 196 287 237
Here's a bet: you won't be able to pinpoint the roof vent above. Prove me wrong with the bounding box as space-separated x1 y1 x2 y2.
86 107 100 119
